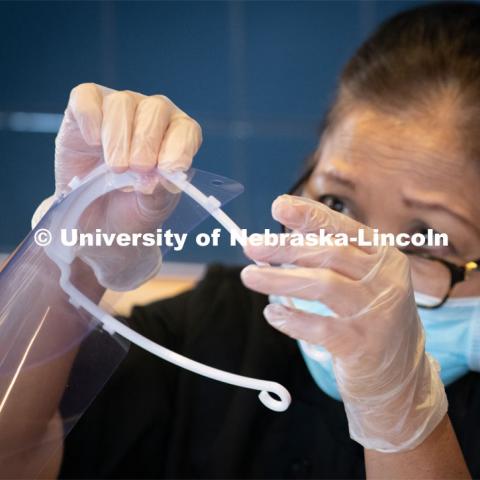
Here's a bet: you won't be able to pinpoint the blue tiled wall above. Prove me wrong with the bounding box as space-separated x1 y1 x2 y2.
0 0 425 263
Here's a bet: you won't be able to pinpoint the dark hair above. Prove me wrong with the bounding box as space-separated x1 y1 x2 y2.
294 0 480 189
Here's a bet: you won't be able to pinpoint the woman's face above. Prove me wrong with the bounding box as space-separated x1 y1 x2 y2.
303 107 480 298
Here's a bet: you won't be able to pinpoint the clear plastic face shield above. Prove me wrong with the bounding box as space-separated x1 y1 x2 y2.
0 164 290 476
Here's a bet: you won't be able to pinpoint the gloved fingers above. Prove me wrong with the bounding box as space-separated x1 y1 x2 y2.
157 111 202 172
54 84 120 195
130 95 174 172
263 303 345 350
241 264 359 316
59 84 201 189
66 83 104 146
244 239 374 279
134 181 181 225
81 185 178 233
272 195 376 253
102 90 145 172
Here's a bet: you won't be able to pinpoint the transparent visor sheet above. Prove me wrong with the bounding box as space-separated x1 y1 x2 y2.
0 167 243 476
161 168 244 252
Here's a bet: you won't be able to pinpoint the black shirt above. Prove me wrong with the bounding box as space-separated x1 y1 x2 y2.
60 265 480 479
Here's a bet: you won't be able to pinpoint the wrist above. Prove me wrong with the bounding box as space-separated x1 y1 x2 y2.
338 341 448 452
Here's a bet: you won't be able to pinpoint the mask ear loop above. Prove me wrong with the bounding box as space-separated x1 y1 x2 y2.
44 164 291 412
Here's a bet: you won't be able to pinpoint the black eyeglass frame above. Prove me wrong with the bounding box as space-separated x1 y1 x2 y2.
403 250 480 309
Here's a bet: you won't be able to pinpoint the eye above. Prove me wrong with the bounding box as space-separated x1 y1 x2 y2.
409 223 455 256
318 194 349 214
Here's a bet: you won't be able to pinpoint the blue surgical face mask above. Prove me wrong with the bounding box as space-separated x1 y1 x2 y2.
269 294 480 401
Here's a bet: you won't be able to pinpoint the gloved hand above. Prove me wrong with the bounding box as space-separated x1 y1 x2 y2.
33 83 202 290
241 194 448 452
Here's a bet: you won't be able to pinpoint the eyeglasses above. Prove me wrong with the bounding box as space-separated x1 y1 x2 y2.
287 166 480 309
404 250 480 309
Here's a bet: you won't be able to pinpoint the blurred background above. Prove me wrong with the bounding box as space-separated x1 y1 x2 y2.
0 0 426 266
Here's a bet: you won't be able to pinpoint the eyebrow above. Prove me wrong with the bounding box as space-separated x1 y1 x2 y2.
314 170 479 234
314 170 356 190
403 196 480 234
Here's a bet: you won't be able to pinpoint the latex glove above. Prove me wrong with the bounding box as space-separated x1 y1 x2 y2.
33 83 202 290
241 195 448 452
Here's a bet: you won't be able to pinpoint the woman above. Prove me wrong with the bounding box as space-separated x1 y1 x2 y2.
3 2 480 478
